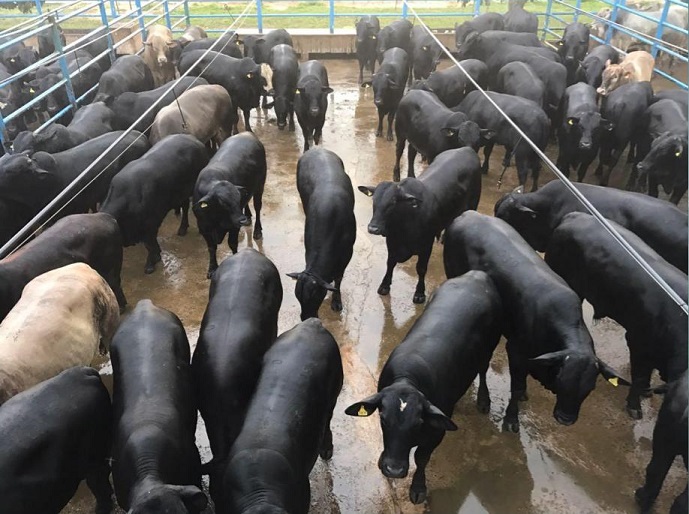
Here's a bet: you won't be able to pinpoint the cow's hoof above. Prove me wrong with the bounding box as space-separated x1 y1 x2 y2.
635 487 654 512
386 134 393 142
177 226 188 236
331 300 343 312
206 269 217 280
144 264 156 275
502 419 520 433
319 445 334 460
254 229 263 240
409 487 427 505
377 285 390 296
626 406 643 420
476 398 490 414
375 131 382 138
412 293 426 304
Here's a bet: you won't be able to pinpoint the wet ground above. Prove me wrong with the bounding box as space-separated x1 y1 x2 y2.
64 59 686 513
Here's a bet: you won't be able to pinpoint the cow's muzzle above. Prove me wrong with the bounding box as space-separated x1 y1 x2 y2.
368 224 383 236
554 409 577 426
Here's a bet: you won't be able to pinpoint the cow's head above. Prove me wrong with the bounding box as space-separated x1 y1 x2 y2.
355 17 378 45
442 113 493 151
286 270 337 320
597 61 630 96
0 151 59 206
530 350 629 425
636 132 686 193
565 112 613 151
455 30 480 60
193 181 250 244
129 484 207 514
358 179 429 237
366 71 402 105
493 192 552 251
345 382 456 478
297 78 333 119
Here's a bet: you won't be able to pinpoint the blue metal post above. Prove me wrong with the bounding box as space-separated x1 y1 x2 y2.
109 0 117 17
50 15 77 113
184 0 190 26
163 0 172 29
606 0 625 44
34 0 43 15
402 1 408 19
329 0 335 32
98 0 117 64
473 0 481 17
543 0 553 40
256 0 263 34
651 0 671 59
574 0 582 23
134 0 147 43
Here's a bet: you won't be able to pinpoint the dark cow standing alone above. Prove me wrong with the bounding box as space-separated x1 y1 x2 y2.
294 60 332 152
558 22 590 84
443 211 628 432
545 213 687 419
0 367 113 514
346 271 502 504
364 47 409 142
220 318 343 514
193 132 266 278
269 43 299 131
355 15 380 84
101 134 209 274
111 300 207 513
288 148 356 320
192 249 282 508
493 180 688 273
359 147 481 303
377 19 413 63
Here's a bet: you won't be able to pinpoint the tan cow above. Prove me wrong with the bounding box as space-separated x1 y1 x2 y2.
149 84 236 145
597 50 655 96
143 25 178 87
0 262 119 404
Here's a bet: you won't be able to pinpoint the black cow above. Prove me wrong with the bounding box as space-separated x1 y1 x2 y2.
111 300 207 513
410 59 488 108
109 76 208 132
377 19 413 63
3 46 37 75
364 47 409 142
269 44 298 130
444 211 628 432
37 24 66 58
394 89 487 180
0 40 25 72
0 212 125 320
346 271 502 504
179 34 243 60
193 132 266 277
288 148 356 320
294 60 332 152
545 212 687 418
220 318 343 514
359 147 481 303
473 29 543 47
101 134 208 274
575 44 619 88
652 89 688 113
455 13 505 48
493 180 688 272
557 83 612 181
636 371 688 514
93 55 154 103
192 248 282 506
634 99 688 204
456 90 550 190
495 61 545 107
410 25 442 81
241 28 293 64
0 366 113 514
594 81 653 186
179 50 263 132
355 15 380 84
0 131 149 241
14 101 114 154
503 0 539 33
558 22 590 84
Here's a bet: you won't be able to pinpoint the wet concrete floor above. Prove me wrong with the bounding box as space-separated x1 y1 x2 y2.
64 59 686 513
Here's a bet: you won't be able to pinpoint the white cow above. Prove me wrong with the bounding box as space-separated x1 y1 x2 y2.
0 262 119 404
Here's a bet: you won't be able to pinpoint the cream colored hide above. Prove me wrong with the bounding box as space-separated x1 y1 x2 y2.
597 51 655 96
144 25 177 87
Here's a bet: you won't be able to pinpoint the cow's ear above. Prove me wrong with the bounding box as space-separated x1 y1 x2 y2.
516 204 537 217
286 272 302 280
360 80 372 89
424 402 458 431
597 358 631 387
168 485 208 513
193 195 212 212
604 59 611 67
316 276 338 292
567 117 579 126
441 127 457 138
480 128 496 141
557 39 565 46
345 393 382 417
255 38 266 45
236 39 244 45
295 87 306 95
600 119 614 131
530 350 569 368
235 185 250 202
322 86 334 94
673 140 684 158
358 185 375 197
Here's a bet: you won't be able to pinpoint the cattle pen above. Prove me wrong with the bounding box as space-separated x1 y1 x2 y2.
0 0 686 512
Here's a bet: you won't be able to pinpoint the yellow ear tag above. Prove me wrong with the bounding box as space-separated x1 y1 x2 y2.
676 150 682 157
372 36 377 40
608 377 619 387
568 119 574 126
29 87 35 93
357 405 368 416
295 89 300 95
246 73 252 79
200 202 208 209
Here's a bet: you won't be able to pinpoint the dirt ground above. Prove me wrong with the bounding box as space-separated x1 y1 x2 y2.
63 59 686 514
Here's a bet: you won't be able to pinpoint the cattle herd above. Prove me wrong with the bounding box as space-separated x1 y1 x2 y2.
0 3 686 513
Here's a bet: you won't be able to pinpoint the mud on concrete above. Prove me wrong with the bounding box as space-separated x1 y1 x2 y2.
64 59 686 514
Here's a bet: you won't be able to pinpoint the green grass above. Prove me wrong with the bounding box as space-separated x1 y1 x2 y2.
0 0 606 33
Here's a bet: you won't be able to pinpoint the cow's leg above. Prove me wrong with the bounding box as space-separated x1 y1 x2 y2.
407 144 418 179
375 108 384 138
669 186 686 205
393 137 406 181
635 421 677 511
503 339 527 433
413 245 431 304
243 108 252 132
514 151 529 189
288 109 295 132
481 142 494 174
87 462 114 514
626 342 651 419
319 407 335 460
331 274 343 312
647 175 659 198
232 108 240 135
203 233 220 279
358 60 364 84
409 428 445 504
378 248 396 296
370 58 376 76
386 110 395 141
314 124 323 146
177 199 190 236
476 364 491 414
577 153 596 182
253 187 263 240
143 234 162 274
228 228 240 254
671 483 688 514
302 126 310 152
530 155 541 191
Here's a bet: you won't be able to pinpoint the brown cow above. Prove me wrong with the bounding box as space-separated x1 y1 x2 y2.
149 84 236 146
143 25 178 87
597 50 654 96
